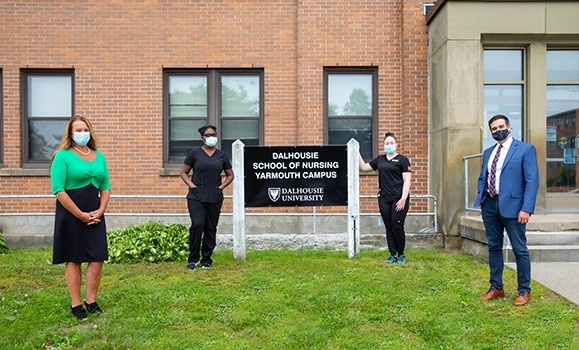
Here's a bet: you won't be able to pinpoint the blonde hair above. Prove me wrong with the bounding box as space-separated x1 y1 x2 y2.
53 116 99 157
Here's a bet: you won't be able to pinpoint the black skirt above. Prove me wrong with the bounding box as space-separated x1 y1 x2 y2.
52 184 108 264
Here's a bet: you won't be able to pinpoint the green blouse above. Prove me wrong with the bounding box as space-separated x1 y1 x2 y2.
50 149 111 195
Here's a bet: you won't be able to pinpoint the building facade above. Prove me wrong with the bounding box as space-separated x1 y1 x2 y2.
427 0 579 245
0 0 577 246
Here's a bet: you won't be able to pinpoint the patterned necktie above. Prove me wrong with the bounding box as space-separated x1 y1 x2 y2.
488 144 503 197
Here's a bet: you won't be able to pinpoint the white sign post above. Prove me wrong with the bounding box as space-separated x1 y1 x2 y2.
347 139 360 258
232 139 246 260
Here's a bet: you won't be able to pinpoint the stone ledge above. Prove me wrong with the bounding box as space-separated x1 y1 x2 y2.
4 232 442 250
4 234 54 248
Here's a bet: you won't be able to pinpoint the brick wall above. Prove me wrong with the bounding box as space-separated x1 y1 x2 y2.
0 0 429 217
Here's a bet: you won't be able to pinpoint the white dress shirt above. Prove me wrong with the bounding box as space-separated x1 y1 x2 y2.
486 136 513 195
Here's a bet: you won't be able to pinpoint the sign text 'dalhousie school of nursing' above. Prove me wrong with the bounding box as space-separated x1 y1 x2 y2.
244 145 348 207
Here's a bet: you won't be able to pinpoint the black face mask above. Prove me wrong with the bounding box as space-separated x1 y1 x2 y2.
492 129 510 142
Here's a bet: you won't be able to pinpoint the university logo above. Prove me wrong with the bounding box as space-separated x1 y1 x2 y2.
268 188 281 202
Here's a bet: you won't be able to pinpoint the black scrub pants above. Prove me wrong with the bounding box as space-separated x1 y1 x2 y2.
187 199 222 266
378 197 410 257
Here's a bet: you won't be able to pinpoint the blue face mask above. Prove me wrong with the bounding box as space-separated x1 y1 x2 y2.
492 129 510 142
384 145 396 154
73 132 91 146
204 136 218 148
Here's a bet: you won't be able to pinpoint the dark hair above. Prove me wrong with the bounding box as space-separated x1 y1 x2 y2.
488 114 510 128
198 125 217 136
384 132 397 142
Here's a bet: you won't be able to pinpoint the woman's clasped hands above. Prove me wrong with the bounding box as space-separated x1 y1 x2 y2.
81 210 102 225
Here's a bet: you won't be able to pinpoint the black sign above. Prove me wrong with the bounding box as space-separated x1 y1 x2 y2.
244 145 348 207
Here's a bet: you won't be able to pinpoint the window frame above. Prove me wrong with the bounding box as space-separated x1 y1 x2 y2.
163 68 264 167
21 69 74 167
482 47 527 150
481 41 579 211
323 67 378 160
163 69 211 165
545 47 579 194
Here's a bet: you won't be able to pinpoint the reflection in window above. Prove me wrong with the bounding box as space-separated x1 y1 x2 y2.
167 75 208 161
23 71 73 163
483 49 524 150
221 76 260 117
483 50 523 81
29 120 69 160
169 76 207 117
164 70 263 164
328 74 373 116
221 119 259 159
220 74 261 159
483 85 523 149
546 50 579 193
547 50 579 81
325 69 376 159
328 119 372 159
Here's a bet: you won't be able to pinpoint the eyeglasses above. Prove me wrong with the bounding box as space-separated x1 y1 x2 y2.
203 133 217 137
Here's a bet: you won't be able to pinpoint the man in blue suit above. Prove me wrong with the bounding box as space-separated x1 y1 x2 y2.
474 114 539 306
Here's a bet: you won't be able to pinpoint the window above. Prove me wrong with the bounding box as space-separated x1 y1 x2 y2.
324 68 377 159
484 45 579 206
546 49 579 193
483 49 524 150
22 70 73 165
164 69 263 164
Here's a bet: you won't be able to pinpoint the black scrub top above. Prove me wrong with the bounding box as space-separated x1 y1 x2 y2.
184 147 232 203
369 154 411 202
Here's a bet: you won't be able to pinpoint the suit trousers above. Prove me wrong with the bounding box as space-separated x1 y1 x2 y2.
481 199 531 294
187 199 223 265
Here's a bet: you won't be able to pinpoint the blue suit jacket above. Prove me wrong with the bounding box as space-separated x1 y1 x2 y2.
474 138 540 218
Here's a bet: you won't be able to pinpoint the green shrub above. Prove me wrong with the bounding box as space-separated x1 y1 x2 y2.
107 221 189 263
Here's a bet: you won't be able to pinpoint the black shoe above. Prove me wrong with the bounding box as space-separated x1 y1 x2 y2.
71 304 88 320
200 263 211 269
84 301 103 313
186 262 197 271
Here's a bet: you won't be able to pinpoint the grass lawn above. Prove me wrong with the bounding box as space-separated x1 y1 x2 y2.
0 248 577 349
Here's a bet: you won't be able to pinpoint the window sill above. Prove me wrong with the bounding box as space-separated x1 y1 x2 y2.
0 168 50 176
158 168 181 176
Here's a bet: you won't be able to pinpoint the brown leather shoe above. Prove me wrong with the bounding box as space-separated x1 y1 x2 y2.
514 292 531 306
480 287 505 300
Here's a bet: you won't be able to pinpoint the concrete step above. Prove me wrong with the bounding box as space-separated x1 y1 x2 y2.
505 231 579 262
461 215 579 262
505 245 579 262
525 231 579 245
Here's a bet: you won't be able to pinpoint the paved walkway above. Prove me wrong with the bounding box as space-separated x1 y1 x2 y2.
506 262 579 305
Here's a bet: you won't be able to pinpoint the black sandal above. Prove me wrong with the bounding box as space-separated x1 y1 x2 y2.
84 301 103 313
71 305 88 320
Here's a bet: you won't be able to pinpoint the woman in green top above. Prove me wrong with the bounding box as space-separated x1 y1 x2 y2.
50 116 111 321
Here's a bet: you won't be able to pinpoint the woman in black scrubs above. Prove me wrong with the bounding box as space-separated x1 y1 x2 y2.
359 132 412 264
180 125 234 270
